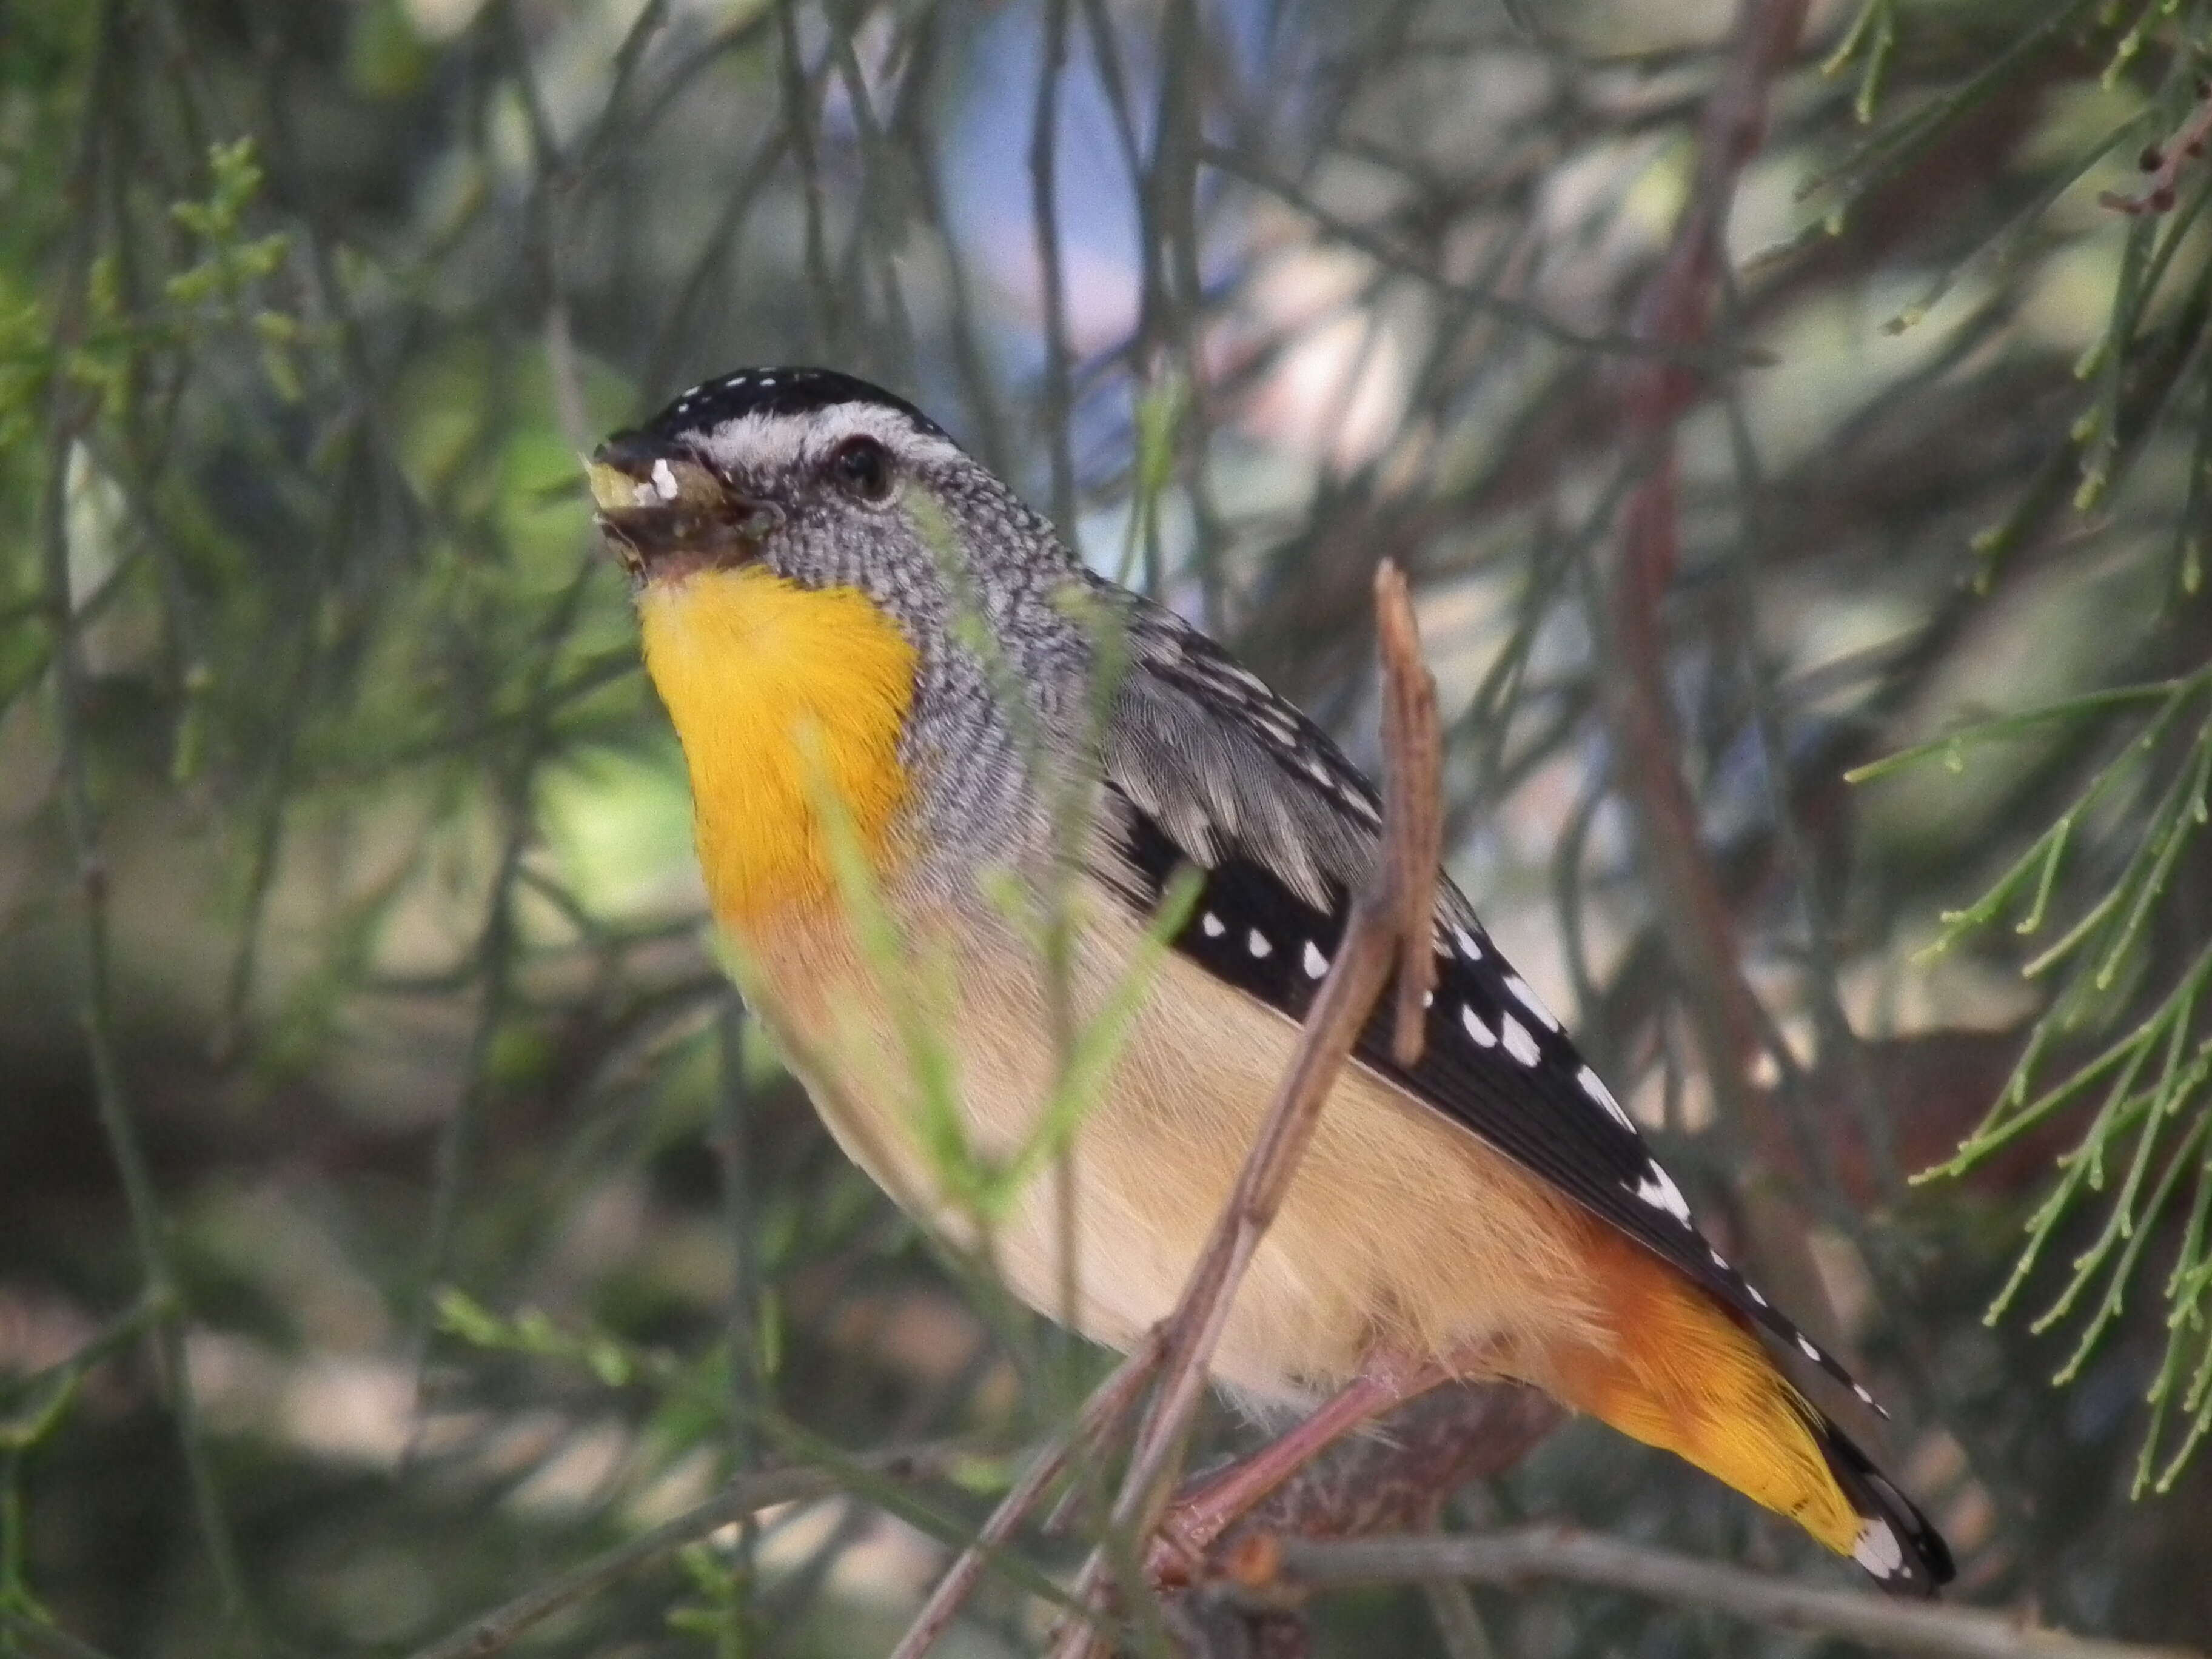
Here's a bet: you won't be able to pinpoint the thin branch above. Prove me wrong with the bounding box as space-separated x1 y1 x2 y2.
1379 566 1442 1064
1251 1528 2202 1659
886 1330 1165 1659
2102 79 2212 216
1594 0 1855 1349
403 1442 971 1659
36 0 252 1632
1603 0 1807 1099
1049 561 1445 1658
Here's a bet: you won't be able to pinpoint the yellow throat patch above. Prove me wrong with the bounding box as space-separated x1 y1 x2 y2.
637 565 917 929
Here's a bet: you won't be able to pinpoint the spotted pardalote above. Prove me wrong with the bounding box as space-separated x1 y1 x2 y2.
587 366 1955 1595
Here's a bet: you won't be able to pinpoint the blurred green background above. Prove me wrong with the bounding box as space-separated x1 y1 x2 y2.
5 0 2212 1653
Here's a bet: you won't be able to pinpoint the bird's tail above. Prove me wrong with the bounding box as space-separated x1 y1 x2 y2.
1544 1229 1954 1597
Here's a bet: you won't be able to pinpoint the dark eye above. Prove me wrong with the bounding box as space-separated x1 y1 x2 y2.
830 435 894 501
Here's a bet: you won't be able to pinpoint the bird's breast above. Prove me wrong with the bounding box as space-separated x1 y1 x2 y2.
636 565 917 927
746 880 1607 1407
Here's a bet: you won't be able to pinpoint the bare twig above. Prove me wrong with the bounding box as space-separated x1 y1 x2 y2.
886 1329 1165 1659
1250 1528 2202 1659
35 0 251 1633
1603 0 1808 1101
403 1442 970 1659
1048 561 1445 1658
1594 0 1855 1349
2102 81 2212 216
1378 564 1442 1065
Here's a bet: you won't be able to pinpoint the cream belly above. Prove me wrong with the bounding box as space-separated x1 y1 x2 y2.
746 882 1604 1406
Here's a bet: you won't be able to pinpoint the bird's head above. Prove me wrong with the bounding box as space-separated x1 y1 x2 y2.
588 369 1094 919
587 366 1076 650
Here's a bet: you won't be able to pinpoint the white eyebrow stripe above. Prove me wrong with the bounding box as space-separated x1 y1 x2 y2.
688 404 968 476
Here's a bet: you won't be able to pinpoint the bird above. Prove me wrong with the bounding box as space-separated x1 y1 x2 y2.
585 365 1955 1596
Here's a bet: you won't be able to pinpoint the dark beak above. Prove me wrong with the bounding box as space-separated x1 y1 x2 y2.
586 433 775 580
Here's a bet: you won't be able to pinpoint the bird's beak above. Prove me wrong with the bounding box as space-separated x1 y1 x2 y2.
586 431 777 582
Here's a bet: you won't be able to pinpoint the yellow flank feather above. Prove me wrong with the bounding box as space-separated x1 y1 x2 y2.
1547 1228 1862 1556
637 566 917 928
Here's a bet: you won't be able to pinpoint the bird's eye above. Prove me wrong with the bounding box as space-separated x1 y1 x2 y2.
830 435 894 502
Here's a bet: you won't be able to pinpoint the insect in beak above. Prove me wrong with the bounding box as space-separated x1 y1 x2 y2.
586 434 780 582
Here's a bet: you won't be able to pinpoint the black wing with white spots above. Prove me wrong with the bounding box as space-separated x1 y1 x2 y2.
1092 597 1886 1417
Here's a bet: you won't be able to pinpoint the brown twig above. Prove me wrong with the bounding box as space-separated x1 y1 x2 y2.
1171 1383 1567 1659
2102 80 2212 216
1595 0 1854 1346
1603 0 1808 1101
1378 563 1443 1065
885 1330 1166 1659
1247 1527 2202 1659
1047 560 1446 1658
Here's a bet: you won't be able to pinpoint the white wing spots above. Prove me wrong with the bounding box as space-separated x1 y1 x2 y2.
1452 924 1483 960
1576 1065 1635 1131
1201 912 1225 939
1248 929 1273 959
1852 1518 1906 1580
1852 1382 1877 1405
1709 1247 1729 1269
1746 1284 1768 1307
1629 1164 1693 1225
1500 1013 1541 1067
1302 940 1329 979
1460 1005 1496 1047
1504 974 1561 1032
1796 1335 1822 1362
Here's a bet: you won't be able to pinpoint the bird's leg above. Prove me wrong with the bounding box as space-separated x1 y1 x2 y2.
1147 1350 1452 1587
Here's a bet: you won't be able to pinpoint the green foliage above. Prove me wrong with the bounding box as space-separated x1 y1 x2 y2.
1869 671 2212 1491
1838 4 2212 1499
10 0 2212 1653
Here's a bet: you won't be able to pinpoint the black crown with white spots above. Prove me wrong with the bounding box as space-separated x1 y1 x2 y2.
645 367 949 441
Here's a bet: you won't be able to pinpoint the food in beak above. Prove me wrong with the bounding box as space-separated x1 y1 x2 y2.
586 446 768 578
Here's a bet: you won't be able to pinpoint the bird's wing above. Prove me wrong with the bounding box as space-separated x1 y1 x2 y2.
1089 595 1885 1415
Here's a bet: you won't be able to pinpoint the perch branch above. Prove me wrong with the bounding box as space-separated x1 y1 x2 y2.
1247 1527 2201 1659
885 1330 1165 1659
1048 561 1444 1658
